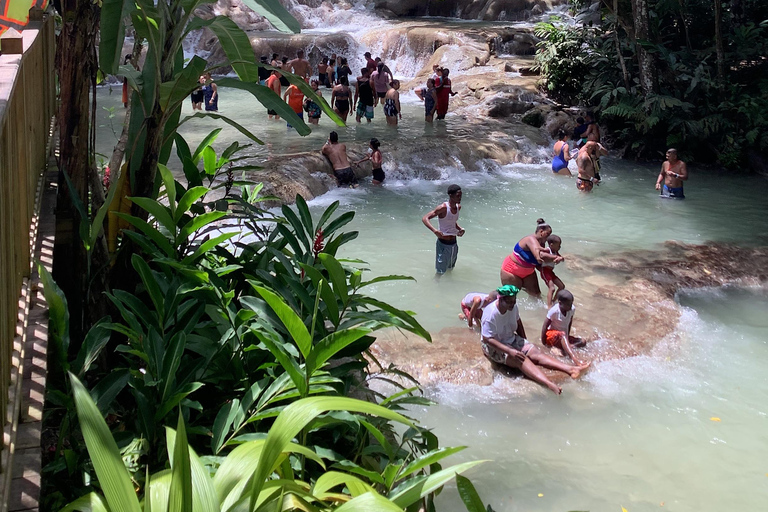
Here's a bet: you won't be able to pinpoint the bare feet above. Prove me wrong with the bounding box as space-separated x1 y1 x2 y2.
570 361 592 379
547 382 563 394
458 313 466 320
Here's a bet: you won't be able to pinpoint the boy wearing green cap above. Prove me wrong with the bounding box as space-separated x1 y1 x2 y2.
480 285 589 394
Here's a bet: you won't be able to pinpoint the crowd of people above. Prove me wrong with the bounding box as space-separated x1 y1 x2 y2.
421 185 589 394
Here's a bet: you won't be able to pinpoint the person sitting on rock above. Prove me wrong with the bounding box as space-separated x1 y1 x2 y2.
481 285 590 395
460 290 498 328
540 290 587 365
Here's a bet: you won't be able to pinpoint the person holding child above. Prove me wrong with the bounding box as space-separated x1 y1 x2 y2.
539 233 565 308
541 290 587 366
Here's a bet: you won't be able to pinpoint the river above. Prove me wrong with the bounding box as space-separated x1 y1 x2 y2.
94 6 768 509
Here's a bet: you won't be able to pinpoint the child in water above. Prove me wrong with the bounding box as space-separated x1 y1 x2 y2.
540 290 586 365
459 290 498 328
540 234 565 308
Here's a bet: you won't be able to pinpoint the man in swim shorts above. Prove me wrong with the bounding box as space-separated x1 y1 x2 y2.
288 49 311 80
321 131 358 187
354 68 375 123
422 184 464 274
576 141 607 192
655 148 688 199
481 285 589 395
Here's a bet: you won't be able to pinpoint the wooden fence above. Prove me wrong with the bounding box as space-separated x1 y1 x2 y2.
0 11 55 471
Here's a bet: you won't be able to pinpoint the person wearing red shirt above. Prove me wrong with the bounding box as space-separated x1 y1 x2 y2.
283 82 305 129
435 68 458 120
266 71 282 120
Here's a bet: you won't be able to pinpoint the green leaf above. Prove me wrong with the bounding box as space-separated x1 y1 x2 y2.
317 253 349 307
202 146 217 176
60 492 110 512
37 263 70 369
114 213 176 257
129 196 176 234
90 166 122 249
71 318 111 377
175 112 264 145
397 446 467 480
99 0 133 74
250 284 312 359
159 56 207 112
456 474 486 512
90 369 130 414
192 128 223 164
157 163 178 219
168 413 193 512
237 0 300 33
215 78 311 136
306 327 372 375
335 492 403 512
312 472 373 499
248 397 414 509
188 16 260 81
69 373 141 512
389 460 486 508
315 201 339 232
358 275 416 289
294 194 314 236
182 232 239 264
131 254 165 319
178 211 227 241
175 186 209 222
250 329 307 396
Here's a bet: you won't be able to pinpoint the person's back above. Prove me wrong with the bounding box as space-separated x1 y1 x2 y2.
322 132 357 186
286 85 304 114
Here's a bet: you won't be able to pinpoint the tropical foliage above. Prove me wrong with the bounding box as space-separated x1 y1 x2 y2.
534 1 768 165
41 130 489 511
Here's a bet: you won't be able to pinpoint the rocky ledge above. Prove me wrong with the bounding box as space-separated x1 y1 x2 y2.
369 242 768 391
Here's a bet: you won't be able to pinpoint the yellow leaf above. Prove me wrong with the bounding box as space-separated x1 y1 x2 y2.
622 507 628 512
538 493 544 498
710 417 721 422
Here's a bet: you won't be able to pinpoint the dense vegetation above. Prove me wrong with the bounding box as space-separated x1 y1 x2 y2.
534 0 768 167
42 135 488 511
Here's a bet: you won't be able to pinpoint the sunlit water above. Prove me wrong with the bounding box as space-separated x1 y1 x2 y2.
95 81 768 511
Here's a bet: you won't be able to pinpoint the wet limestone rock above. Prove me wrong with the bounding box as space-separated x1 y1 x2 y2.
374 0 566 20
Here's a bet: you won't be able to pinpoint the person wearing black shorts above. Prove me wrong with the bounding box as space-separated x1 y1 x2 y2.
354 138 385 185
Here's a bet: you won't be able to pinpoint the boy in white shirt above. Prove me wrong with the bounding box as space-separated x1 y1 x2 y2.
481 285 589 394
541 290 587 365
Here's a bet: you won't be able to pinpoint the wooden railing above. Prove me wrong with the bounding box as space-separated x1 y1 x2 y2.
0 10 55 473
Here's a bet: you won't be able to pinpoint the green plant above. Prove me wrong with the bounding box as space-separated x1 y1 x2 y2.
64 372 489 511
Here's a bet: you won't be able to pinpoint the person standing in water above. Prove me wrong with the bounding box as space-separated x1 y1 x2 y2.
331 76 351 123
415 78 438 122
304 79 323 125
202 73 218 111
283 80 305 128
435 68 457 120
191 74 205 111
576 141 607 192
321 131 358 187
364 51 377 72
354 138 385 185
501 219 561 297
288 49 311 80
383 80 402 125
551 129 572 176
354 68 375 123
656 148 688 199
336 58 352 85
266 70 282 120
317 57 329 87
422 184 465 275
481 285 589 395
371 62 392 108
539 234 566 308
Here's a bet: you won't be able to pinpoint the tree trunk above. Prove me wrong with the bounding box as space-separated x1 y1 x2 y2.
614 0 631 89
53 0 99 342
714 0 725 85
631 0 657 96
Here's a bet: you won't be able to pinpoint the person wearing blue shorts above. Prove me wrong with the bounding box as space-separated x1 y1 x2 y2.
422 184 465 274
656 148 688 199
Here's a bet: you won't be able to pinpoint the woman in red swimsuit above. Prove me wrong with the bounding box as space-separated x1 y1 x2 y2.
500 218 562 297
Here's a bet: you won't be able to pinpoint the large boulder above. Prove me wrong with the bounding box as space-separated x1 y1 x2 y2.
374 0 566 20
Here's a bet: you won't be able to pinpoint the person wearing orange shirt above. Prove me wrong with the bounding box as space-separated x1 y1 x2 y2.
283 82 305 129
266 70 282 120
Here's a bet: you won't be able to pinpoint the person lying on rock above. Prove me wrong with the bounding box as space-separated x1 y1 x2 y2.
540 290 587 365
481 285 590 395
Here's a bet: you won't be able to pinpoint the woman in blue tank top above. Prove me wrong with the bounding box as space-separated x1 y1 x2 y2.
552 129 571 176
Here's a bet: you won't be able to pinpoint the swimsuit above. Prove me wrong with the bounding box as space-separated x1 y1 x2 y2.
661 184 685 199
372 168 385 183
552 143 568 172
383 98 398 117
306 100 322 119
190 88 204 103
576 177 594 192
333 167 358 186
423 88 436 116
501 242 538 278
202 83 218 111
540 247 559 284
544 331 580 347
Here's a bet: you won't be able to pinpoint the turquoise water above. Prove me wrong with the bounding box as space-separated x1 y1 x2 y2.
95 85 768 511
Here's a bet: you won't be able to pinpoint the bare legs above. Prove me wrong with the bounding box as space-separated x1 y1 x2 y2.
501 344 590 395
500 269 541 298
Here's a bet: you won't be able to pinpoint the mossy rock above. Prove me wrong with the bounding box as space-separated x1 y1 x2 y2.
521 108 545 127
